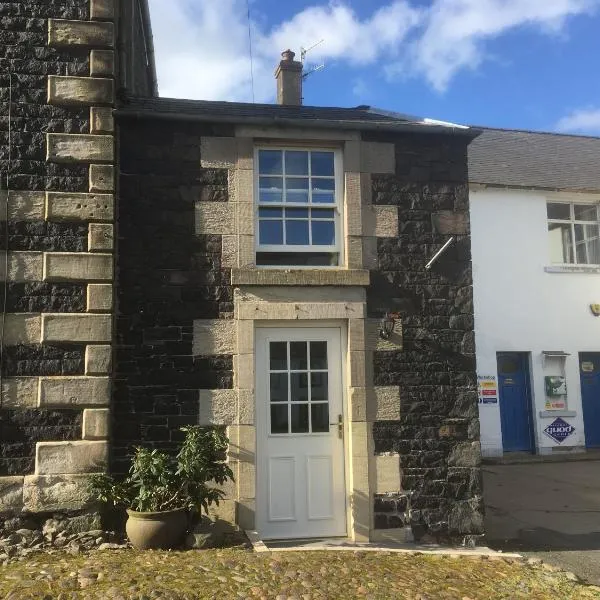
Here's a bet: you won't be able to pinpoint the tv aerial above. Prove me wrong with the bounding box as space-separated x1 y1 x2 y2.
301 39 325 80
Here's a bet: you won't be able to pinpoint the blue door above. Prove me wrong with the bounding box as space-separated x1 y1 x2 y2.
580 353 600 448
497 353 534 452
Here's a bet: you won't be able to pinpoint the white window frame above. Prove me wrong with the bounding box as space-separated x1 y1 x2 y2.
254 146 345 268
547 200 600 266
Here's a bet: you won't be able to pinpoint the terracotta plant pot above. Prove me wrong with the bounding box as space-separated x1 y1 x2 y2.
125 508 188 550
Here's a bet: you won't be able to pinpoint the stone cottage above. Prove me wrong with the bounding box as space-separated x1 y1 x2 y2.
0 0 483 545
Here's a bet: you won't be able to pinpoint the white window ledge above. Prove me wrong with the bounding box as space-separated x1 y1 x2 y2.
544 265 600 274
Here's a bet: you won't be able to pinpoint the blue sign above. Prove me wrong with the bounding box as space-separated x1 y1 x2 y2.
543 417 575 444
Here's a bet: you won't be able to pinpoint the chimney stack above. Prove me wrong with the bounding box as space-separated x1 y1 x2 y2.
275 49 303 106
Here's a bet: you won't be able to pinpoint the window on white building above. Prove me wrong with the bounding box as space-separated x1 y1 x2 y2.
255 148 342 267
547 202 600 265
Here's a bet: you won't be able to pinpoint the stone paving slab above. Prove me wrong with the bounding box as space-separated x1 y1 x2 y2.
0 547 598 599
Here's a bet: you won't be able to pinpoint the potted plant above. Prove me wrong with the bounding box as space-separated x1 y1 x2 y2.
88 426 234 550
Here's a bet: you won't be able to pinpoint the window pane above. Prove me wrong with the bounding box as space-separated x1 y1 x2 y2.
311 372 328 401
587 225 600 263
286 178 309 204
548 222 573 264
287 190 310 204
270 342 287 370
270 373 288 402
259 176 283 203
290 372 309 402
575 224 600 264
311 221 335 246
310 342 327 369
291 404 309 433
285 151 308 175
286 220 309 245
311 404 329 433
259 220 283 245
271 405 288 434
290 342 308 370
312 192 335 204
259 207 282 218
285 208 309 219
312 179 335 192
574 204 598 221
259 150 283 175
547 203 570 220
311 152 334 176
312 208 335 219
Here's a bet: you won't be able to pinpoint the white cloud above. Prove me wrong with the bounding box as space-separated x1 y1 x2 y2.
556 107 600 134
411 0 598 91
147 0 597 102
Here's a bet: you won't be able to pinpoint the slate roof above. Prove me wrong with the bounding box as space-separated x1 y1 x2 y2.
469 127 600 192
116 97 477 137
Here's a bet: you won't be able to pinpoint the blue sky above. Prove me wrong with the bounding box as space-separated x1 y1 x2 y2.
147 0 600 135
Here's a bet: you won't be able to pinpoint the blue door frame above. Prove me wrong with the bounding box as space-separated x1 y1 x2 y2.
580 353 600 448
497 352 535 453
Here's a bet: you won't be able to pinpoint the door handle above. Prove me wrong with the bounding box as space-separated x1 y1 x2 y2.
338 414 343 439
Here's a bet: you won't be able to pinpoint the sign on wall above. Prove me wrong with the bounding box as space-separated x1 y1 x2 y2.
478 375 498 404
543 417 575 444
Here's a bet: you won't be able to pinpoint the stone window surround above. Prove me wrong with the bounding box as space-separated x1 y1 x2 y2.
198 126 400 285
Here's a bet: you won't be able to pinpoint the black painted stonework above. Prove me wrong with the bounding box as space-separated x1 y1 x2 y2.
366 132 482 543
0 408 83 476
114 118 234 473
1 344 85 376
0 221 88 252
374 493 409 530
6 282 86 313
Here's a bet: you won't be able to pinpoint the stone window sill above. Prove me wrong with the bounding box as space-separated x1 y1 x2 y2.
231 268 370 286
545 265 600 274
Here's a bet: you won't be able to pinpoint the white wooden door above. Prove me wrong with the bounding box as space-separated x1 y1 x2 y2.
255 327 347 539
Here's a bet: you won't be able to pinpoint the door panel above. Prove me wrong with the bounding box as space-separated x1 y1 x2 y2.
497 352 534 452
256 327 347 539
580 353 600 448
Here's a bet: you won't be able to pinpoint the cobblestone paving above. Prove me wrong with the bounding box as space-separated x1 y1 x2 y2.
0 548 599 599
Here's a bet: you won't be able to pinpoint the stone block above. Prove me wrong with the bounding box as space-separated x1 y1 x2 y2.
200 137 236 169
369 387 401 421
195 202 235 236
364 205 399 238
90 49 115 76
41 314 112 343
221 235 236 268
36 441 108 475
23 475 94 511
349 387 367 422
345 172 363 235
44 252 112 282
237 202 255 235
237 319 254 355
199 389 237 425
231 268 370 286
349 351 367 388
48 19 114 48
87 283 113 311
0 191 44 221
236 498 255 530
48 76 114 106
39 376 110 407
0 477 24 513
235 137 254 170
229 169 253 204
432 211 470 235
347 236 364 269
89 164 114 192
344 141 361 173
46 191 113 221
4 313 41 345
234 354 254 392
238 235 255 267
90 106 114 133
1 378 38 408
375 455 401 493
235 285 366 305
362 237 378 270
360 141 395 174
448 442 481 467
193 319 237 355
238 389 254 424
0 251 43 282
227 425 255 463
88 223 114 251
85 345 112 375
47 134 114 163
83 408 110 440
90 0 115 20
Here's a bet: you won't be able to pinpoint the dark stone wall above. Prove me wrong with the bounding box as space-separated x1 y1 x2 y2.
0 0 91 479
113 118 234 473
0 408 82 475
367 133 482 543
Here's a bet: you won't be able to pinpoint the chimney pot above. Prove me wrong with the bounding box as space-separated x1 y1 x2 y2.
275 49 303 106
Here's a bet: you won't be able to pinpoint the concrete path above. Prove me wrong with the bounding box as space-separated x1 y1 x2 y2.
483 460 600 583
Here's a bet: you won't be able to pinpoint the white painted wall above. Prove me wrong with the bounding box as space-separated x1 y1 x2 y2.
470 188 600 456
